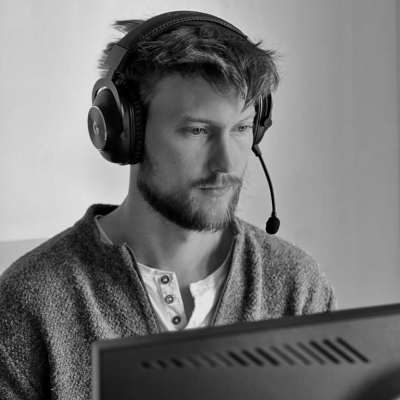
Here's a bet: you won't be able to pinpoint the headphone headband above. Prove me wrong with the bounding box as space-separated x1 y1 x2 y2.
105 11 248 74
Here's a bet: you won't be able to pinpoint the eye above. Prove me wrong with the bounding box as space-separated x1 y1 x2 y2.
188 127 205 136
237 125 253 133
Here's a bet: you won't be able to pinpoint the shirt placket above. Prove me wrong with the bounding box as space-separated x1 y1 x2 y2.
158 273 187 330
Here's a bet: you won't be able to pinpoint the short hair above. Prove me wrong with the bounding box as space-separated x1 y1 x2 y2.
98 18 281 111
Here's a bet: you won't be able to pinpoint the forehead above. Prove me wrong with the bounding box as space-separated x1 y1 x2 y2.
148 74 255 122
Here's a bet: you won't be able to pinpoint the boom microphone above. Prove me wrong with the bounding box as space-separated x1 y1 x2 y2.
252 144 280 234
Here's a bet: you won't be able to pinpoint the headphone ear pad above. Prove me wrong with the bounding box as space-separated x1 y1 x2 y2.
253 99 266 146
253 95 273 146
122 87 146 165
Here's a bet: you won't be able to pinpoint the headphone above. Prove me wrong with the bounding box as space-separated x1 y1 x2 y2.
88 10 280 234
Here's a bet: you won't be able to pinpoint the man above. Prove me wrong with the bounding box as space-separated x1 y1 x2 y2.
0 11 336 400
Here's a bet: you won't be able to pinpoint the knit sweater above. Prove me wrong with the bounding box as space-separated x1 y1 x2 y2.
0 204 336 400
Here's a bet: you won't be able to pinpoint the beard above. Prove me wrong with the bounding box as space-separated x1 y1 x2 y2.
136 153 243 233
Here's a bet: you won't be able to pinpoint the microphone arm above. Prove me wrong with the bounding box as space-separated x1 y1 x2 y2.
252 144 280 234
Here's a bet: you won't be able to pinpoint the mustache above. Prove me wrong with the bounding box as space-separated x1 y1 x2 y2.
193 174 243 189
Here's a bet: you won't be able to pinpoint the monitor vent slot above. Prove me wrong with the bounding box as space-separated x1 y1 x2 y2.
138 337 369 370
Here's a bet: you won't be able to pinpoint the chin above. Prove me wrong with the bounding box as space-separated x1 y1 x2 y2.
200 201 235 221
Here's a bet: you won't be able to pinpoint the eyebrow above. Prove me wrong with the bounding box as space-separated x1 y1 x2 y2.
179 114 256 125
180 116 215 124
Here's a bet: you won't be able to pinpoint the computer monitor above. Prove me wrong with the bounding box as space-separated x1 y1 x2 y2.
92 303 400 400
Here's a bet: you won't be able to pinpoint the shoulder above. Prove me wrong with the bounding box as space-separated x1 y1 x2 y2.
0 227 78 390
0 204 118 303
237 218 317 270
0 204 115 398
0 204 122 362
234 218 337 313
0 227 74 299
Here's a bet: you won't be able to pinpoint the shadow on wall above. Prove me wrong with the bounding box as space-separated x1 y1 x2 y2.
0 239 47 275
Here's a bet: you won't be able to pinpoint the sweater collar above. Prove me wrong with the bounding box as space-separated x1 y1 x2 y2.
76 204 261 327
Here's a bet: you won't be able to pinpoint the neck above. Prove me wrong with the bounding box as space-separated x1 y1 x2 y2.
99 195 234 286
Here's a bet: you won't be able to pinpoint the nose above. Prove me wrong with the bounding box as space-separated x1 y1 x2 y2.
208 133 236 174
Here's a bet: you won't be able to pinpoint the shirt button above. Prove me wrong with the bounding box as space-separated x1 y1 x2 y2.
165 295 174 304
172 316 181 325
161 275 170 284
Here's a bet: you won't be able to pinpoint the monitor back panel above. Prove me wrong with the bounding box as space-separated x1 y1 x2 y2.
93 304 400 400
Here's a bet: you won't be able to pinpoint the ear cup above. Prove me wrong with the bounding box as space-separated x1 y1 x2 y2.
88 76 147 165
88 87 128 163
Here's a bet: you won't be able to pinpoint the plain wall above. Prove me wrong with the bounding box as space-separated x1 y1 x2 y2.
0 0 399 309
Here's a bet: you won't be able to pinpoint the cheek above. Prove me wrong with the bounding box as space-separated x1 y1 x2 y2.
234 137 253 167
166 145 204 179
148 135 186 168
145 131 201 185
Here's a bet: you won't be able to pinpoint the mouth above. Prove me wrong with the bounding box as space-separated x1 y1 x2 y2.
198 186 232 197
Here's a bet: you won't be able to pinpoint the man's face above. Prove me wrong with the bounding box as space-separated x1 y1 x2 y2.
136 74 255 232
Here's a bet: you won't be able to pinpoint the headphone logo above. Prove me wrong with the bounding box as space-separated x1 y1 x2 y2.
93 122 100 135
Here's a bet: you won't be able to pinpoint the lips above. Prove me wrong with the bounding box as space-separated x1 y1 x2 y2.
199 186 230 189
198 186 232 197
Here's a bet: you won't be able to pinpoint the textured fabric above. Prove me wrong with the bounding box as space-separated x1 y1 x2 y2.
0 204 336 400
96 214 231 331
